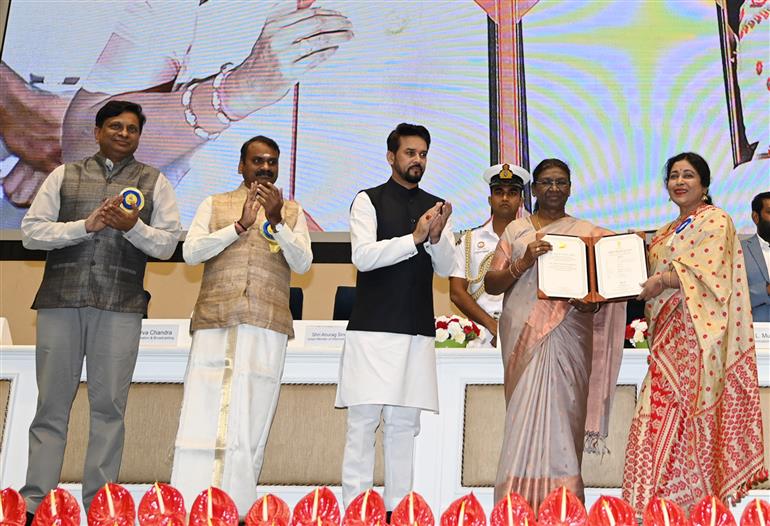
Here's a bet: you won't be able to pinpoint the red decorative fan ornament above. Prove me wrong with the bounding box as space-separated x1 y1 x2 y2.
137 483 186 526
290 488 340 526
32 488 81 526
87 483 135 526
391 492 434 526
343 490 386 526
690 496 735 526
642 498 690 526
0 488 27 526
189 487 239 526
537 487 587 526
246 494 291 526
490 493 535 526
440 493 486 526
586 496 635 526
739 499 770 526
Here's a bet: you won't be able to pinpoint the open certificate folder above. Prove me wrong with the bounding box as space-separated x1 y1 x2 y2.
536 232 648 302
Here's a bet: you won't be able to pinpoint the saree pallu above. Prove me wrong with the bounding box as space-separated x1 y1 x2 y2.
491 216 626 512
622 205 766 516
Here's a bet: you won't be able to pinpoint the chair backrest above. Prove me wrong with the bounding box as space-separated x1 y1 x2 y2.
332 286 356 320
290 287 304 320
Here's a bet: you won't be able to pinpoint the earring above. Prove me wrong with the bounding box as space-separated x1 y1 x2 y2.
702 193 707 202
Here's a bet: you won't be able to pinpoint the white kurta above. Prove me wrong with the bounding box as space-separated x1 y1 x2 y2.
171 192 312 515
335 190 455 413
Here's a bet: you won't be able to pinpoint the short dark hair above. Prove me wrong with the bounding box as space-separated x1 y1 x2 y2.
663 152 713 205
95 100 146 132
386 123 431 153
240 135 280 162
532 158 571 182
752 191 770 214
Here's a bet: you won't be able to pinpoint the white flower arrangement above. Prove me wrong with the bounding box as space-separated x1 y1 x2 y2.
435 315 483 348
626 318 649 348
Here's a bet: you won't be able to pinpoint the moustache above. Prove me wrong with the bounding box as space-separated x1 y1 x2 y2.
255 170 274 178
409 164 423 172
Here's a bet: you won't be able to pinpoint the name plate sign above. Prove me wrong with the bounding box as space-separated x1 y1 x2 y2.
755 322 770 351
140 319 191 347
305 325 347 347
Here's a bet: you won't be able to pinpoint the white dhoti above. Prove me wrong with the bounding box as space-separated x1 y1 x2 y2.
171 324 287 515
335 331 438 509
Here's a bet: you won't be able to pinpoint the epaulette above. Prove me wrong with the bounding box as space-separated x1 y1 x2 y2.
456 228 471 245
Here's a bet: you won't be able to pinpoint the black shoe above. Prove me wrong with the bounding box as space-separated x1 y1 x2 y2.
25 512 34 526
386 511 392 524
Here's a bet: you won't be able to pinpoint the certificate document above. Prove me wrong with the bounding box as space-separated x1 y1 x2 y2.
595 233 648 299
537 232 648 302
538 235 589 299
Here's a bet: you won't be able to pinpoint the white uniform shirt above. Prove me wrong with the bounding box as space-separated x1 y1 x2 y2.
450 219 503 318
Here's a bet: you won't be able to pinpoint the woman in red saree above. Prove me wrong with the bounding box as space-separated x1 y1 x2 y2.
485 159 627 511
622 152 766 516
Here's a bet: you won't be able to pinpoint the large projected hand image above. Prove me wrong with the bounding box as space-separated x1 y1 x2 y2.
0 62 69 206
1 0 354 220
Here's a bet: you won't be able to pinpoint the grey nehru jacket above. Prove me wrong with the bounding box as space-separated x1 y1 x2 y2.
32 154 159 314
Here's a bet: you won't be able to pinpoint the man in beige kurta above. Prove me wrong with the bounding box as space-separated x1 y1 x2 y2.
171 136 312 514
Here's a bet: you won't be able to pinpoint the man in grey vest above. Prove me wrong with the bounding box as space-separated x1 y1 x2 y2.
20 100 181 518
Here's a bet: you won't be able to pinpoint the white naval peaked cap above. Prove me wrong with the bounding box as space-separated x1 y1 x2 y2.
482 163 531 188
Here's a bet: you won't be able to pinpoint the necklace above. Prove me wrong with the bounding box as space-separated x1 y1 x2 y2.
532 212 567 230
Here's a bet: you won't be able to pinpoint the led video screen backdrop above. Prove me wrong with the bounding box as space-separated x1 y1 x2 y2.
1 0 767 232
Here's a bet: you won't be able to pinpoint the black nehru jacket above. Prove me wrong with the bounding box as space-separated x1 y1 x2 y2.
347 177 444 337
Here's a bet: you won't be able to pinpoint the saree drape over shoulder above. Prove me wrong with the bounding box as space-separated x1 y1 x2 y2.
622 205 766 516
490 216 626 511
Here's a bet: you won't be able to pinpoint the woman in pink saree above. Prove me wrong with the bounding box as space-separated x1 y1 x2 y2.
485 159 627 511
622 152 766 516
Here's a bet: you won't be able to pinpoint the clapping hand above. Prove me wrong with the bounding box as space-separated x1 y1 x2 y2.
84 197 112 233
256 181 284 227
238 183 262 229
100 195 139 232
413 202 442 245
428 201 452 244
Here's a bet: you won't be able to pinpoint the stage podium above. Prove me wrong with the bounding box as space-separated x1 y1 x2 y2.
0 320 768 521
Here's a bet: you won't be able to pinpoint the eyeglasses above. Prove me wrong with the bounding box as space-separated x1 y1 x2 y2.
533 179 570 189
106 122 140 135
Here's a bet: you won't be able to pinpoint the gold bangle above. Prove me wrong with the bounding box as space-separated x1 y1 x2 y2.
508 258 523 279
